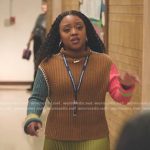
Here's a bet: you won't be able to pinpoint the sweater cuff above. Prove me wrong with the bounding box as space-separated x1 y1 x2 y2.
119 85 134 97
24 114 42 134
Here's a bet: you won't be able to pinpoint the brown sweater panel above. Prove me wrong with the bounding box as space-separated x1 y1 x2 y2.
40 51 112 141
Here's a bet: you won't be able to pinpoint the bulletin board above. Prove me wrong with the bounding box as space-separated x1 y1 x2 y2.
79 0 108 52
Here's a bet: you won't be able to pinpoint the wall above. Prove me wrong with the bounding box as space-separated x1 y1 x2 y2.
46 0 62 30
142 0 150 108
0 0 79 82
0 0 41 82
62 0 79 11
106 0 143 149
52 0 62 22
47 0 79 30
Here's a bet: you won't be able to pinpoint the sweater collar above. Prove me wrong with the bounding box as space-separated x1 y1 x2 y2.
60 47 92 59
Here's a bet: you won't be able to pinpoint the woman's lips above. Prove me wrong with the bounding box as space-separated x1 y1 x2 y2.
70 37 80 44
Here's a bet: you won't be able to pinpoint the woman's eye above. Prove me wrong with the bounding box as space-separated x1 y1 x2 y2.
76 25 83 30
63 28 70 32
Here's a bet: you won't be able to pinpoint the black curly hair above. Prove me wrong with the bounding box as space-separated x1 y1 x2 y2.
37 10 105 65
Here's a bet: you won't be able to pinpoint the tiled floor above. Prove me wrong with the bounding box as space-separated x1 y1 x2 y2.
0 86 48 150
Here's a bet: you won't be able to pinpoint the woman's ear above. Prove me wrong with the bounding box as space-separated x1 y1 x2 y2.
59 40 63 49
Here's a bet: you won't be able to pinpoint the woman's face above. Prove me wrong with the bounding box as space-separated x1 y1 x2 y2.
59 15 87 51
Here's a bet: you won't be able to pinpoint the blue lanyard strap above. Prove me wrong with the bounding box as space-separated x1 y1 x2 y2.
62 54 89 116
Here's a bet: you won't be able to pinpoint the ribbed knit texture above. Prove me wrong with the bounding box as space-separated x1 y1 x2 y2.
27 69 48 116
43 137 110 150
40 49 112 141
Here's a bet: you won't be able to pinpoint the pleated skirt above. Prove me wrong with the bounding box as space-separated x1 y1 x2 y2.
43 137 110 150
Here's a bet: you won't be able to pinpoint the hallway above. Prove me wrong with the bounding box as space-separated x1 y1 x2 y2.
1 0 150 149
0 86 46 150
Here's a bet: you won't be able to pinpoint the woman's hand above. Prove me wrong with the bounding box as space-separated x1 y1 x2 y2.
26 122 42 136
119 72 140 88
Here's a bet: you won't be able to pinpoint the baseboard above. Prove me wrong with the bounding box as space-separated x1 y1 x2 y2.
0 81 32 85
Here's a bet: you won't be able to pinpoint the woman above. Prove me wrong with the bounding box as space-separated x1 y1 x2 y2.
24 10 138 150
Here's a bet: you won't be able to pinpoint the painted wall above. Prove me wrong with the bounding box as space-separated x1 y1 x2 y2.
0 0 41 82
52 0 62 22
46 0 79 31
106 0 143 149
142 0 150 108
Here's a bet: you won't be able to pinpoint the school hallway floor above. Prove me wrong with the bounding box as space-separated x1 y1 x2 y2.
0 85 47 150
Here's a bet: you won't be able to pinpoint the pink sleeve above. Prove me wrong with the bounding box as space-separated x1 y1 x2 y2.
108 64 134 105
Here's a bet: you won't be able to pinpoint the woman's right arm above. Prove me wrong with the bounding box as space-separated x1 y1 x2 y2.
24 68 48 135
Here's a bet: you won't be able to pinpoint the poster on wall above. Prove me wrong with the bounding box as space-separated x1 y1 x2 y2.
80 0 106 44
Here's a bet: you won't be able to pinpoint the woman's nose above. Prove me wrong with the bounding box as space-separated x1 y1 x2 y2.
71 28 77 35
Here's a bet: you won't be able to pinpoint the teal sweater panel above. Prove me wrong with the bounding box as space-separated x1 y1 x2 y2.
27 68 48 116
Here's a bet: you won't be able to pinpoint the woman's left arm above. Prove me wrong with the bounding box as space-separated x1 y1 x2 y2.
108 64 139 105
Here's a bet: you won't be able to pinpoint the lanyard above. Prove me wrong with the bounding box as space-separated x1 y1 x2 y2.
62 54 89 116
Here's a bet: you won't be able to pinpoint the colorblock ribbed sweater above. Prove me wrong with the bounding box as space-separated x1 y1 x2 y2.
25 48 134 141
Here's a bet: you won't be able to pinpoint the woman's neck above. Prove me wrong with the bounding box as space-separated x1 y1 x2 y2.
60 47 91 59
60 47 91 58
